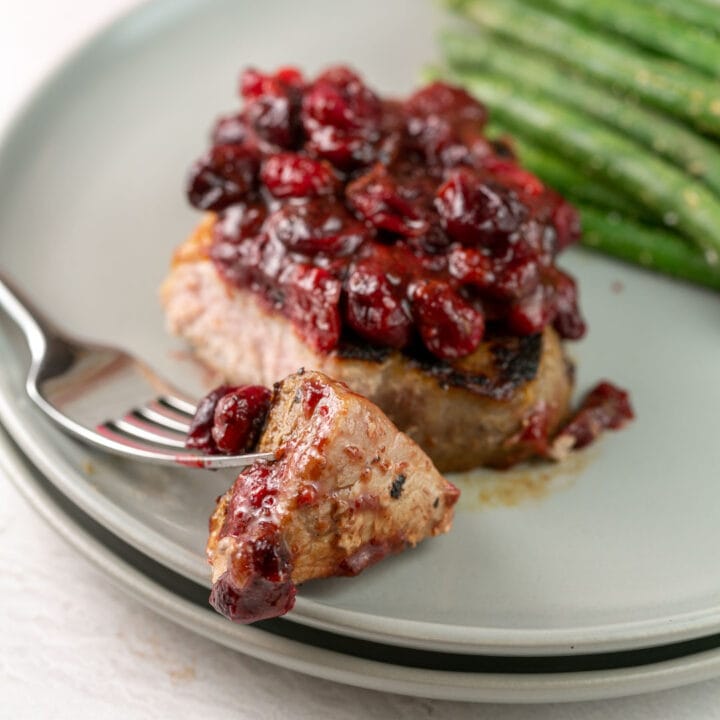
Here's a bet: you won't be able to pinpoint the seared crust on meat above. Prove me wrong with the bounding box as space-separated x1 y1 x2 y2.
162 217 574 472
206 371 459 623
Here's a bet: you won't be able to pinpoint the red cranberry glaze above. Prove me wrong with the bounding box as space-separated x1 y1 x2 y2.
186 385 271 454
187 66 585 361
553 381 635 453
210 462 296 623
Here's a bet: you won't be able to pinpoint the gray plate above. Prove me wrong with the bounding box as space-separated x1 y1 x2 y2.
0 0 719 656
8 427 720 703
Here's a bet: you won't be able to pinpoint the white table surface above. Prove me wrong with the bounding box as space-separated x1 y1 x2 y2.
2 2 720 718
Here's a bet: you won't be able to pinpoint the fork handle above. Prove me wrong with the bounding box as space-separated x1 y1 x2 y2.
0 271 56 362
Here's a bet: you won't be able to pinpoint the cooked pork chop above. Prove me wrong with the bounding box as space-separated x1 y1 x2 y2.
206 370 459 623
162 217 574 471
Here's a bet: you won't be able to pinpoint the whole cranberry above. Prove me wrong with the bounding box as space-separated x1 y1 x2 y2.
240 67 304 150
404 82 487 167
507 285 551 335
264 200 368 256
344 262 412 348
487 243 541 301
302 66 382 168
346 164 429 237
447 246 495 289
303 66 381 130
211 385 272 454
241 66 304 100
435 170 526 247
211 113 247 146
186 144 258 211
186 385 233 452
260 153 337 198
405 82 487 127
544 267 586 339
210 203 268 286
279 263 342 352
412 280 485 360
483 158 546 199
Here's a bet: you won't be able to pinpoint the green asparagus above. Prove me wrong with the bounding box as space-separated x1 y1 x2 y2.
633 0 720 36
453 0 720 137
580 207 720 291
442 31 720 195
533 0 720 76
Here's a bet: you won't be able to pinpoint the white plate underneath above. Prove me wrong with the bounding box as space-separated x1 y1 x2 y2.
1 0 720 657
6 426 720 704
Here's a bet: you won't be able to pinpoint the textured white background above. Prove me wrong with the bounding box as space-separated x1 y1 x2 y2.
2 1 720 718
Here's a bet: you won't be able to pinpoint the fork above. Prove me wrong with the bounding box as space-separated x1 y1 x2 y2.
0 273 274 469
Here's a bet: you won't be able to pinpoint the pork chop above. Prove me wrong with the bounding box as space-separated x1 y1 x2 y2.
162 216 574 472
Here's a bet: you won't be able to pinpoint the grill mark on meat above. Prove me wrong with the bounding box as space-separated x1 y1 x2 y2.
395 334 543 401
336 339 394 363
389 474 407 499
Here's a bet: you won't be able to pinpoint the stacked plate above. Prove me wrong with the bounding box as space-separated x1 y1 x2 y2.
1 0 719 703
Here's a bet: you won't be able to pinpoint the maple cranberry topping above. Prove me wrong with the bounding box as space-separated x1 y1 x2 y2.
187 66 586 361
210 462 296 623
550 381 635 459
186 385 271 454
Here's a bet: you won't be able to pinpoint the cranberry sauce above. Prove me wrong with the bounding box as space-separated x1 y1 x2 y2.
186 66 585 361
210 462 296 623
186 385 271 454
551 381 635 457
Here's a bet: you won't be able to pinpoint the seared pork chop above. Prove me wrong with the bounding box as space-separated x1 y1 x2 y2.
162 216 574 472
206 370 459 623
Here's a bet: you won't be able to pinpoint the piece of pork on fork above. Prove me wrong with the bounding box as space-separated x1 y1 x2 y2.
206 370 460 623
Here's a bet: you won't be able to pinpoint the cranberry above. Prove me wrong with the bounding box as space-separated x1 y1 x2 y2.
411 280 485 360
345 261 412 348
544 267 586 340
447 246 495 289
240 67 304 150
507 285 551 335
553 381 634 452
404 82 487 166
211 113 247 146
185 385 232 452
241 66 304 100
483 158 546 199
435 170 526 247
211 385 272 454
210 203 268 286
186 144 258 211
279 263 342 352
346 164 429 237
260 153 337 198
302 66 382 168
489 249 541 301
264 200 368 256
405 82 487 127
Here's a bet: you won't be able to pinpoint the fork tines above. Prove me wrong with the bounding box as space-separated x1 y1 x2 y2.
99 395 196 451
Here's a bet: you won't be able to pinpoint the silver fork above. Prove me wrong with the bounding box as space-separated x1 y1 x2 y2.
0 273 274 469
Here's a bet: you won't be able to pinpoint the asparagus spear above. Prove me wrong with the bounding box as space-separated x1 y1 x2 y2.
534 0 720 77
442 68 720 263
633 0 720 36
580 208 720 292
441 31 720 195
453 0 720 137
